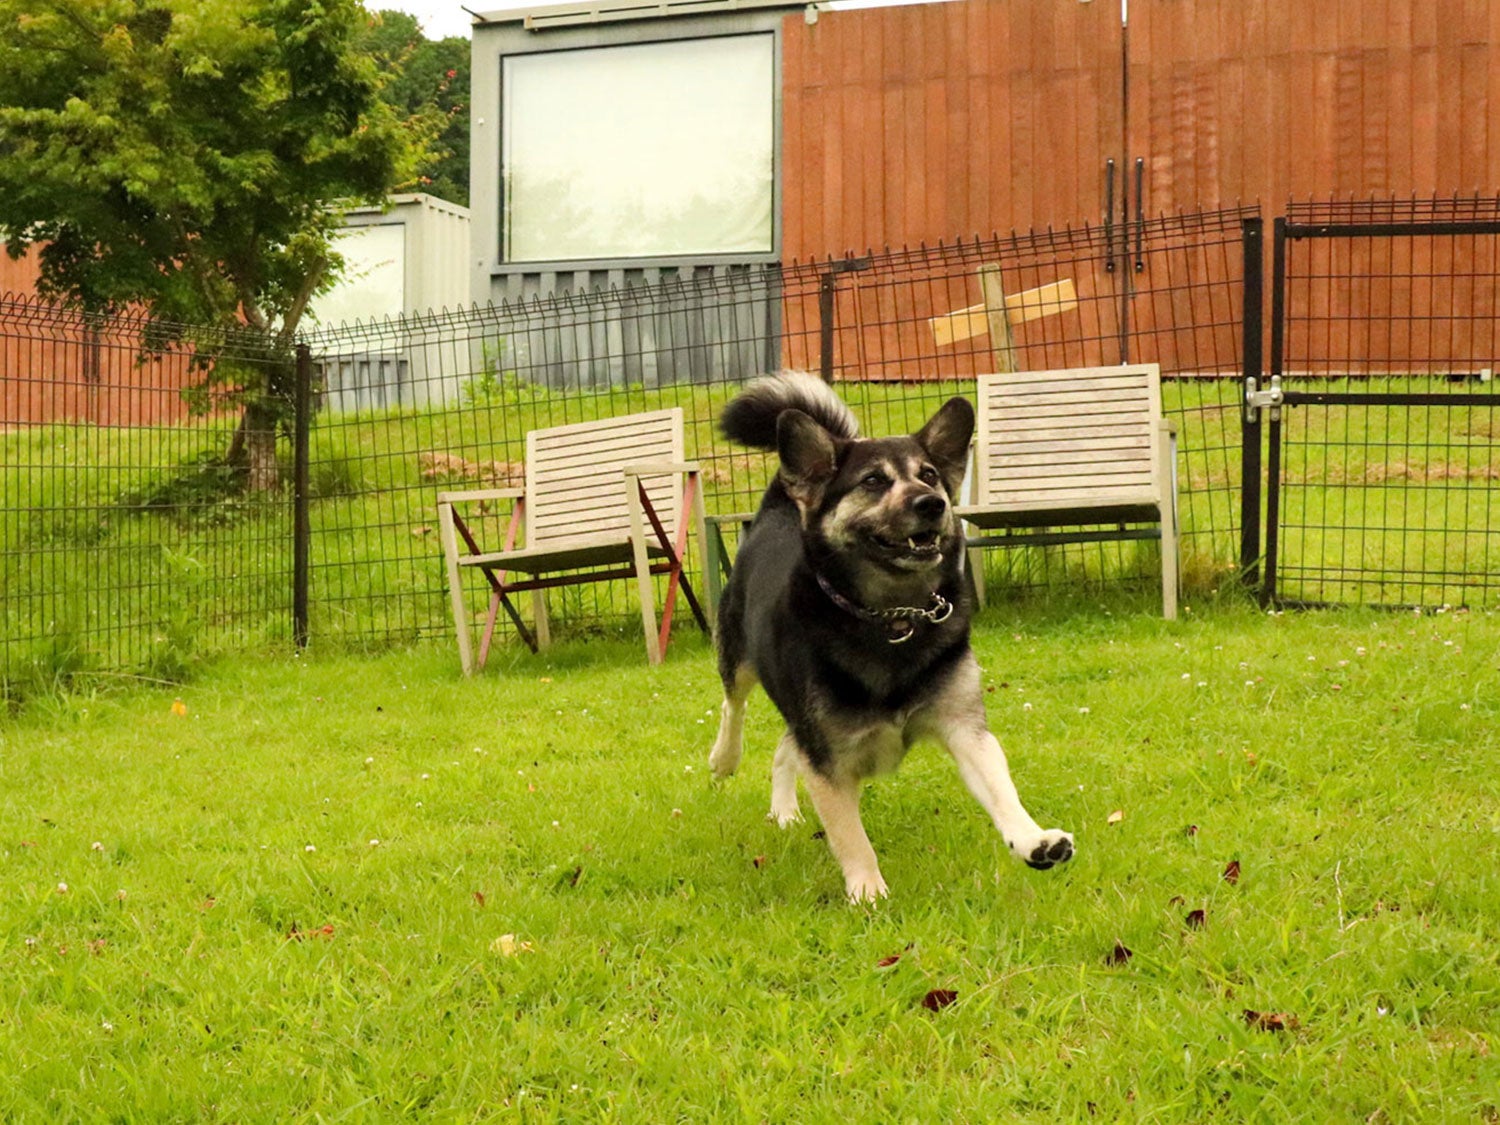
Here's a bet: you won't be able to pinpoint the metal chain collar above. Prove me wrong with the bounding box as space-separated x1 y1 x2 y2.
814 572 954 644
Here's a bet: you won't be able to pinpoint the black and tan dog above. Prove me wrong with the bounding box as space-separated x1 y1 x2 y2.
709 373 1074 902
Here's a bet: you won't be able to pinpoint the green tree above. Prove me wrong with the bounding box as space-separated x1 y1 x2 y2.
360 9 469 206
0 0 428 489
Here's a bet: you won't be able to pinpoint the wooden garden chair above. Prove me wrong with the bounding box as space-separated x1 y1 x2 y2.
958 363 1179 618
436 407 709 670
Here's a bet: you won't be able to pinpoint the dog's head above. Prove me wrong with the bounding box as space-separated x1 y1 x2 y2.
777 396 975 577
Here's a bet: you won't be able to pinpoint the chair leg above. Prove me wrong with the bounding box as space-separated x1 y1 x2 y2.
703 521 725 623
1159 432 1180 621
478 591 503 669
633 550 661 665
438 501 475 676
689 476 712 627
627 486 662 665
967 542 988 609
531 590 551 649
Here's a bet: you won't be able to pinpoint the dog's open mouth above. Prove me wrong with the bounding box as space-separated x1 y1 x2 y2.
872 529 942 561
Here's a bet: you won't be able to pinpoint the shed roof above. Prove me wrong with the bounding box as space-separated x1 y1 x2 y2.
472 0 807 31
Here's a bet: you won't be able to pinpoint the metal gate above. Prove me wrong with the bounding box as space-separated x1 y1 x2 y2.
1245 200 1500 609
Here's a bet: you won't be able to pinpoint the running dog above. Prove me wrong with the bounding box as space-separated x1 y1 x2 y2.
708 373 1074 902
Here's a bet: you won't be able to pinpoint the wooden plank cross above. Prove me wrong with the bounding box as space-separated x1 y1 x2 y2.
929 267 1079 372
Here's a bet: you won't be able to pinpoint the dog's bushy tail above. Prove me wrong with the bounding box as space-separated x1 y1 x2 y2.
720 371 860 451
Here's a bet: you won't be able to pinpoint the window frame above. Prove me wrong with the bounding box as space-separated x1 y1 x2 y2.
484 19 784 275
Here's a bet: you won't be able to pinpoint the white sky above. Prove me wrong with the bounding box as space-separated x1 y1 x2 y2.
373 1 475 40
371 0 956 40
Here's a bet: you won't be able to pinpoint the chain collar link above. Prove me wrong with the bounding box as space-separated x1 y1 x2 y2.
814 572 954 644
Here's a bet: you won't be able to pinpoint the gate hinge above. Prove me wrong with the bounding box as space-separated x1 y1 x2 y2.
1244 374 1283 423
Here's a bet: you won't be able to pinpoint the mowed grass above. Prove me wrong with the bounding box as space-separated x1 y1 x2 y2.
1 602 1497 1122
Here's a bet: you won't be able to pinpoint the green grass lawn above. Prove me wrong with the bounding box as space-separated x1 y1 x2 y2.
2 601 1496 1121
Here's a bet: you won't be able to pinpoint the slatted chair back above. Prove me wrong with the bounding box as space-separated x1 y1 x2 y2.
525 408 685 550
970 364 1165 516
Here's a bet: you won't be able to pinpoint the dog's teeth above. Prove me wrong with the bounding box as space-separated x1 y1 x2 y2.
907 538 918 549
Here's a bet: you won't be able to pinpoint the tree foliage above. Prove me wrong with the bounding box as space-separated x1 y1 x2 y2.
361 9 469 206
0 0 431 488
0 0 426 339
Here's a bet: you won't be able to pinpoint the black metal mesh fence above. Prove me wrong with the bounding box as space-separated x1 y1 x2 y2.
4 206 1256 686
1266 198 1500 609
1 297 295 689
301 206 1255 651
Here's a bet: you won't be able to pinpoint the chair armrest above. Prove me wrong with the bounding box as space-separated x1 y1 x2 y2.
621 461 701 478
705 510 756 526
436 487 525 504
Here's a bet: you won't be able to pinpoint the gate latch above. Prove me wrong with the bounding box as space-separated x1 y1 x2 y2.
1244 374 1284 423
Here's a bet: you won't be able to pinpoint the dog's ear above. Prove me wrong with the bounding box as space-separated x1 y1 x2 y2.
915 396 975 495
777 408 840 510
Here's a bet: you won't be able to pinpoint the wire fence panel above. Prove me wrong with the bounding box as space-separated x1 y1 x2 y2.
301 207 1256 652
1265 198 1500 609
1 297 295 689
4 206 1256 686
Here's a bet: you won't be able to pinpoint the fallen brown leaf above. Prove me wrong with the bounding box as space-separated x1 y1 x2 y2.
1243 1009 1300 1032
876 954 901 968
286 922 335 942
921 989 958 1011
1223 860 1241 884
1106 809 1125 825
473 890 486 907
752 855 769 869
1185 824 1200 837
1104 940 1133 966
1185 908 1207 930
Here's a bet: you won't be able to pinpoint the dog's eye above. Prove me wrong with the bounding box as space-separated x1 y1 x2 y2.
860 472 888 490
918 466 941 487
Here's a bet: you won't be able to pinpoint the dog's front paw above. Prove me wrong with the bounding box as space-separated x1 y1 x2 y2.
708 737 741 780
1012 829 1074 871
844 869 889 904
766 802 802 829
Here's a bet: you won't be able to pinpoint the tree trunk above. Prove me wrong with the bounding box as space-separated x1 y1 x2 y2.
225 400 281 492
224 281 313 494
224 352 296 493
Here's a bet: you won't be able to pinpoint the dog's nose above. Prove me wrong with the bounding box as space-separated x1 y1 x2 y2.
912 493 947 522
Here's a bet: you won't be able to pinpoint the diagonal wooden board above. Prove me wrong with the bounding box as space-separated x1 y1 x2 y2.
929 276 1079 348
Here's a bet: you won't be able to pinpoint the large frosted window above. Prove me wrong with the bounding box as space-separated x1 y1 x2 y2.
502 35 775 262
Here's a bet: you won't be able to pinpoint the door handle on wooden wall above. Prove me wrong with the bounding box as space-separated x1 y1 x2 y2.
1104 159 1116 272
1133 157 1146 272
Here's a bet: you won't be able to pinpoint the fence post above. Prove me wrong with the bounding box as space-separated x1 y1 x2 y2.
292 343 312 650
817 273 836 382
1239 216 1264 590
816 256 872 382
1261 217 1289 607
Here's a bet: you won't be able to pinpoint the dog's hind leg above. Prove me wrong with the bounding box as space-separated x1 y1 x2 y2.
801 765 887 904
709 664 757 779
919 656 1074 872
767 730 802 827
